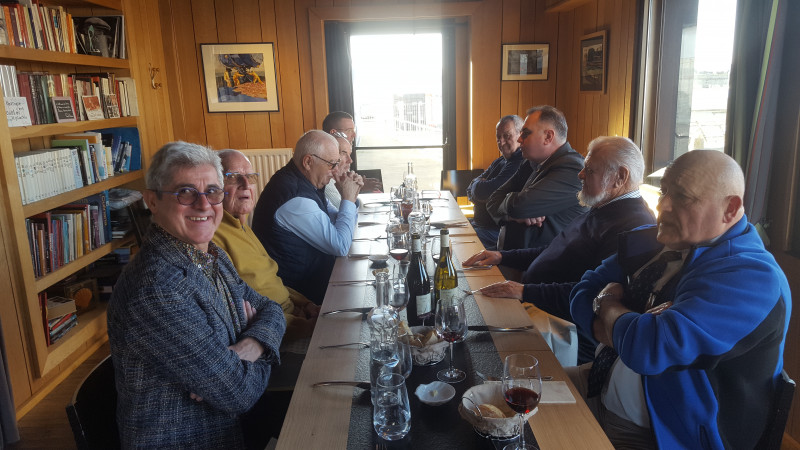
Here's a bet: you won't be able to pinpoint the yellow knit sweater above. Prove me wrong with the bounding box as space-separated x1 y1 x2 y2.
212 210 314 340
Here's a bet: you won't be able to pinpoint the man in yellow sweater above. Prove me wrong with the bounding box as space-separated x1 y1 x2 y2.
212 149 320 342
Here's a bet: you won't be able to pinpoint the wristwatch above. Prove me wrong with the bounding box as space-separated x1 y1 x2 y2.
593 292 614 315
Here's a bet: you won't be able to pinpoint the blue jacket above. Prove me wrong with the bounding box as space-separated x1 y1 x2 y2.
570 217 791 449
251 160 337 304
108 225 286 449
467 148 523 228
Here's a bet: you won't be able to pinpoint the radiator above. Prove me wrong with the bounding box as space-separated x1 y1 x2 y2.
238 148 293 226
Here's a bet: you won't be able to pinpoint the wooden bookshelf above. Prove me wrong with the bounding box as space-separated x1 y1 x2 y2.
35 233 133 292
0 0 144 380
42 301 109 375
0 46 130 69
22 170 141 217
9 117 137 140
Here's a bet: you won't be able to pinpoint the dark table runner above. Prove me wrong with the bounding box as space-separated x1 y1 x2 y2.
345 257 537 449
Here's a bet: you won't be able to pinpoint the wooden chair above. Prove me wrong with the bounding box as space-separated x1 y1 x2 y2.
65 356 120 450
757 369 795 449
440 169 484 199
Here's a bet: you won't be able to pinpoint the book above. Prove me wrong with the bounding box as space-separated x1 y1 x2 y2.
51 96 76 123
101 127 141 171
46 296 76 320
51 138 94 185
81 94 104 120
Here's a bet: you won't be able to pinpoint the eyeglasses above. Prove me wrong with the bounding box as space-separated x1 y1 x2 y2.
312 154 340 170
224 172 260 185
155 187 227 206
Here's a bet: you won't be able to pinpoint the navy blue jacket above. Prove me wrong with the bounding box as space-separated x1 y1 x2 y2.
251 160 336 304
467 148 523 228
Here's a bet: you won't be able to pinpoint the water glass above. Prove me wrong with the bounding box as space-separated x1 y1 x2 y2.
370 340 400 404
373 373 411 441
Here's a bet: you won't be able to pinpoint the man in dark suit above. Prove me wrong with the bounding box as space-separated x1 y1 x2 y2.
486 105 586 251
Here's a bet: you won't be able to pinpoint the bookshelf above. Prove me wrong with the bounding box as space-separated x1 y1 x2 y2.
0 0 140 379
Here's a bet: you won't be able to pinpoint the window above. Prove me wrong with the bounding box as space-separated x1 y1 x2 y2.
636 0 738 179
349 28 451 190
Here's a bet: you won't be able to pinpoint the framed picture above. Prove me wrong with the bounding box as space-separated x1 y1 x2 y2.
501 43 549 81
201 43 279 112
580 31 607 93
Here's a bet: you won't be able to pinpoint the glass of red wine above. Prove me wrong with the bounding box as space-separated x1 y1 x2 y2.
434 295 467 383
502 354 543 450
389 232 409 279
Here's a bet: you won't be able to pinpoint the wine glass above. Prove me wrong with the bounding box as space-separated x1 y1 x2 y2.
421 200 433 224
502 354 543 450
435 295 467 383
389 232 409 278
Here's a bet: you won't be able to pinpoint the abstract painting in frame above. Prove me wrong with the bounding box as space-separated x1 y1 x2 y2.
201 43 279 112
501 43 549 81
580 31 607 93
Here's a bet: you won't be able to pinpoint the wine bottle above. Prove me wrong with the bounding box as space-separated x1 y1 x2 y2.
433 228 458 310
406 233 432 326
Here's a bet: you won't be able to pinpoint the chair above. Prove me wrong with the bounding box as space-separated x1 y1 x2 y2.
757 369 795 449
440 169 484 198
357 168 383 185
66 356 120 450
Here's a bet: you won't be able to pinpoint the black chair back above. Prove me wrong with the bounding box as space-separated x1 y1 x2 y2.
440 169 484 198
65 355 120 450
357 168 383 184
757 369 795 449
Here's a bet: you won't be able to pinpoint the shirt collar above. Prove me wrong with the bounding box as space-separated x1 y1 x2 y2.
596 189 642 209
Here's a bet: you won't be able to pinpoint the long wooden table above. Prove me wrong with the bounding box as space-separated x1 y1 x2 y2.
276 193 611 449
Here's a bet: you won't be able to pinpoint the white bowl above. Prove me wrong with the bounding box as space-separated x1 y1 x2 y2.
415 381 455 406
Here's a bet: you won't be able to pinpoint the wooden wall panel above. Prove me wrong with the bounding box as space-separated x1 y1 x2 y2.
160 0 640 161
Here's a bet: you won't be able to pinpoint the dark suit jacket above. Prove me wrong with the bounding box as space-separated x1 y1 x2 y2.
500 196 656 363
487 142 587 250
466 148 523 228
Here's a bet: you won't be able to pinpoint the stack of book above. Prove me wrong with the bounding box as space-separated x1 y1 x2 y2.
43 295 78 346
14 128 141 205
0 0 78 53
0 65 138 127
26 191 112 278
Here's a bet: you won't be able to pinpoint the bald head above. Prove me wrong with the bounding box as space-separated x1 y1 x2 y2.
668 150 745 200
657 150 745 249
293 130 340 189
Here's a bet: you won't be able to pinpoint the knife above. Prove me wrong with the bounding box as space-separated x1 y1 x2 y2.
322 307 372 316
313 381 371 390
468 325 535 332
458 265 493 271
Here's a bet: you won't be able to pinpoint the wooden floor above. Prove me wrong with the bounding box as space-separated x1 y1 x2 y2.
9 342 110 450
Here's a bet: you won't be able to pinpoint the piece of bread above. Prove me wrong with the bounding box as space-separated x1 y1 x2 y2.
478 403 506 419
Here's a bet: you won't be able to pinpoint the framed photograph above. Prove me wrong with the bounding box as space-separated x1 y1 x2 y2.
580 31 607 93
501 43 549 81
201 43 279 112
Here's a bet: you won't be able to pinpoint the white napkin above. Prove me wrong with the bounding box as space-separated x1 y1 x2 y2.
540 381 576 404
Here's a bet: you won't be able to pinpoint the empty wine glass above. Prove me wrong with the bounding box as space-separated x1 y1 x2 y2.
421 200 433 224
435 295 467 383
502 354 543 450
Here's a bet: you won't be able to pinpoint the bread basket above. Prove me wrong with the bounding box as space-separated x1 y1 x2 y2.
458 382 537 439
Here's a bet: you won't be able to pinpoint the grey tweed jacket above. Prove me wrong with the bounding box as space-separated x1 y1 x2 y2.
108 226 286 449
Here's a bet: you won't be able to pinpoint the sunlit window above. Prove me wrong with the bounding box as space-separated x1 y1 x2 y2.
639 0 737 179
350 33 444 189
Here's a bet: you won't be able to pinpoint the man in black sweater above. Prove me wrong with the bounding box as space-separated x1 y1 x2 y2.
464 136 656 363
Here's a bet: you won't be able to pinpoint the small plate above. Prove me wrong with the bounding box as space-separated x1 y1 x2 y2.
415 381 455 406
